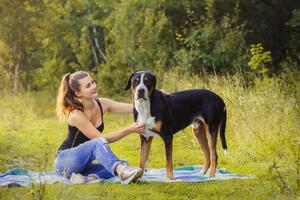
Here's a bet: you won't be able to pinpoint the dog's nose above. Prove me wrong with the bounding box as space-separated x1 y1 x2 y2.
137 89 145 99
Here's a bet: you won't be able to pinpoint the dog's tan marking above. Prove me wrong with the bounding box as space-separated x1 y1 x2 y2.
206 129 217 177
192 116 218 177
164 136 174 180
131 88 136 96
140 136 153 169
166 158 174 180
198 118 218 177
192 122 210 175
150 120 162 133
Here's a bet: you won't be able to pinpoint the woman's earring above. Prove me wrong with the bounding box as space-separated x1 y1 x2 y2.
76 96 82 103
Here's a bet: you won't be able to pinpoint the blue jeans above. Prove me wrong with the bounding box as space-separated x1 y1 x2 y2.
54 137 127 179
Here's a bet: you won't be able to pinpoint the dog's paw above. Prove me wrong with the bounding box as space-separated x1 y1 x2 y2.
199 169 206 175
166 175 175 180
199 167 209 175
207 168 216 177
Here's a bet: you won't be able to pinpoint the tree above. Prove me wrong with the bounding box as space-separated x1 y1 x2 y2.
0 0 43 92
97 0 172 95
173 0 249 73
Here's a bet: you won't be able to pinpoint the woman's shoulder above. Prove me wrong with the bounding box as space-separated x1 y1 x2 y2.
98 97 113 112
68 109 88 126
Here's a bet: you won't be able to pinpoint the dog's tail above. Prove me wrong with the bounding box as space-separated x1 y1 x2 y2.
219 107 227 151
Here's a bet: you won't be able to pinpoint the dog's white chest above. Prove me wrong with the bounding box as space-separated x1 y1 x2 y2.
135 99 160 140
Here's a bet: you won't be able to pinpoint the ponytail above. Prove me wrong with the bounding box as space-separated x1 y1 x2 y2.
56 71 89 120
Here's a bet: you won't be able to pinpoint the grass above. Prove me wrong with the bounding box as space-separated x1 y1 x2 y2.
0 71 299 199
0 179 294 200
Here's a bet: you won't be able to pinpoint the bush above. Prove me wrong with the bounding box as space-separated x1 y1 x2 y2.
98 0 172 95
173 0 250 74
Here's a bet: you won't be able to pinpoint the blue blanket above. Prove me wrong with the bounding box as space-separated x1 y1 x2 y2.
0 165 254 187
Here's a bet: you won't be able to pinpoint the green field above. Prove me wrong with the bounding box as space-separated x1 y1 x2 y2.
0 72 299 199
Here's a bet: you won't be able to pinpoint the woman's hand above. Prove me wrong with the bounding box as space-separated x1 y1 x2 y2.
127 122 145 134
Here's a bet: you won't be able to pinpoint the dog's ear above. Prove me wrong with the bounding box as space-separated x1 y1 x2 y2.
124 72 135 90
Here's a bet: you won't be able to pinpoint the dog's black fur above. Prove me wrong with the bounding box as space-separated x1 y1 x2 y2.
125 71 227 178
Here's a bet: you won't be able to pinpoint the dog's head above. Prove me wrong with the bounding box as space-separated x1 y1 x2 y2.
125 71 156 100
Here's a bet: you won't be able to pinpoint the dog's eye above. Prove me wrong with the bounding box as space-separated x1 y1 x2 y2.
144 81 151 87
134 78 140 85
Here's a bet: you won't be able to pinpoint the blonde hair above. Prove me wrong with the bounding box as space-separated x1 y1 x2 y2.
56 71 89 120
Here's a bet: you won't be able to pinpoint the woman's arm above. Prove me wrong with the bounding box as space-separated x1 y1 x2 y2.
100 98 133 114
68 110 143 143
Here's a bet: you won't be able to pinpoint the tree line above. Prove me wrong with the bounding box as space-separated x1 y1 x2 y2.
0 0 299 93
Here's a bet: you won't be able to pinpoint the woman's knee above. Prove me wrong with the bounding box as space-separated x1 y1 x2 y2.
91 137 113 155
93 137 108 146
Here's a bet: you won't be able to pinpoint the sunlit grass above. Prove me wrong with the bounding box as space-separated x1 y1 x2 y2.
0 72 299 199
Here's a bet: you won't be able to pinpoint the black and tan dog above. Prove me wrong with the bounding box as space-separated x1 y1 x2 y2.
125 71 227 179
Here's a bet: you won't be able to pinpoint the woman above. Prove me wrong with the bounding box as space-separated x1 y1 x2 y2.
54 71 145 184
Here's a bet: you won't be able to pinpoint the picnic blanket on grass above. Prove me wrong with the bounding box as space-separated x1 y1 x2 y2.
0 165 254 187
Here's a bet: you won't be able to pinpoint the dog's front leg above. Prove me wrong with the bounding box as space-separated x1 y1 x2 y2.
164 135 174 180
140 136 153 170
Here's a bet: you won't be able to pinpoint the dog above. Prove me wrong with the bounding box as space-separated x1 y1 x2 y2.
125 71 227 179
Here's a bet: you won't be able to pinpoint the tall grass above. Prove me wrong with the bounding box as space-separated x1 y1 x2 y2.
160 70 299 191
0 71 299 199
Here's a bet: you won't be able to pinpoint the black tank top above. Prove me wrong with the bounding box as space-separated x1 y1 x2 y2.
58 99 104 151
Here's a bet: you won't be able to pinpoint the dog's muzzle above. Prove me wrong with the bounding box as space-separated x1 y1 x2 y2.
136 89 146 100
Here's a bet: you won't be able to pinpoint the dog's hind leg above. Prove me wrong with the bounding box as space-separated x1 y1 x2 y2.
140 136 153 170
206 128 218 177
192 119 210 175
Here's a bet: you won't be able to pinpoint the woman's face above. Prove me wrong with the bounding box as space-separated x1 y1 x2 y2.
76 75 98 100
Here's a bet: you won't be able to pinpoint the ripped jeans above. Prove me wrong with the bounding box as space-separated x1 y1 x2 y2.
54 137 127 179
